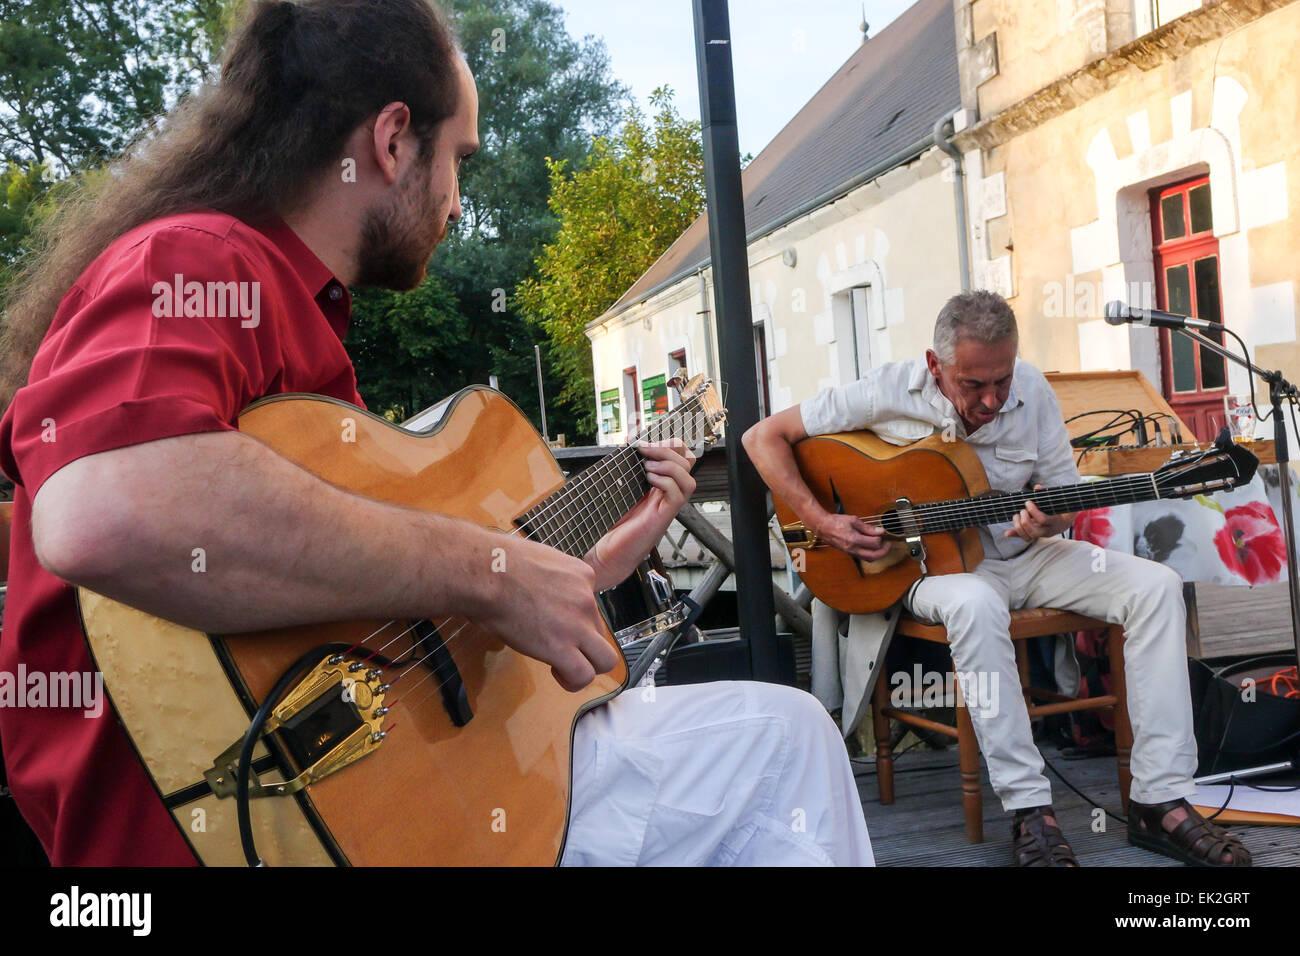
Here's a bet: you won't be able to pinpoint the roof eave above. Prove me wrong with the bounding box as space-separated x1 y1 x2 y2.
585 125 950 333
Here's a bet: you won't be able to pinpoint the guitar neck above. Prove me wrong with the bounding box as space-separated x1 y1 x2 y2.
515 397 708 556
909 472 1162 535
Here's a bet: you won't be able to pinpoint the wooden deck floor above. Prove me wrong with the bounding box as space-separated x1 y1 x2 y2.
852 743 1300 866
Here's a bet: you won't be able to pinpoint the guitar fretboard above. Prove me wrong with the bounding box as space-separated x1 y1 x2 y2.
901 473 1160 536
515 397 710 557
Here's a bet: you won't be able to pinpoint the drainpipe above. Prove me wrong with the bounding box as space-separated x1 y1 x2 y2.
933 115 971 292
697 267 718 382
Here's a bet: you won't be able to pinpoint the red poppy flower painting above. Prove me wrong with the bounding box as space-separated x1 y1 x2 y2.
1072 508 1113 548
1213 501 1287 585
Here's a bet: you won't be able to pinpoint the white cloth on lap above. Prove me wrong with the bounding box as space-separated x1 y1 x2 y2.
811 599 899 737
560 680 874 866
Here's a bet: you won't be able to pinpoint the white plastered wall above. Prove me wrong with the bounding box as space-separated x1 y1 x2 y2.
1067 77 1295 443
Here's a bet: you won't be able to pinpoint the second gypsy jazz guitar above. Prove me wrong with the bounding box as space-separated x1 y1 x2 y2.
775 427 1259 615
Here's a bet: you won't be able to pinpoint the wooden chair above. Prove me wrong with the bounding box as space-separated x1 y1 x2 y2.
870 607 1133 843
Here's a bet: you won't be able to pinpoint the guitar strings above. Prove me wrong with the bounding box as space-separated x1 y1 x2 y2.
826 447 1236 533
875 477 1153 529
523 394 708 551
828 472 1174 534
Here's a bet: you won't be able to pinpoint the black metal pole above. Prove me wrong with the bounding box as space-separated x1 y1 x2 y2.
1266 376 1300 668
692 0 786 683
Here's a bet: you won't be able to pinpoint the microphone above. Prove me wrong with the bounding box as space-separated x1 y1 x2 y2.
1104 300 1224 331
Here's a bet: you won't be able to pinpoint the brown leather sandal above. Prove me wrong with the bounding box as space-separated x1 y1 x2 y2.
1128 798 1252 866
1011 805 1079 867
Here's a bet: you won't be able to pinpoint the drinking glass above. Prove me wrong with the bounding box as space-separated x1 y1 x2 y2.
1224 394 1256 442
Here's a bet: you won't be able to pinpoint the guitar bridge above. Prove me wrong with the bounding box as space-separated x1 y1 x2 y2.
204 653 389 800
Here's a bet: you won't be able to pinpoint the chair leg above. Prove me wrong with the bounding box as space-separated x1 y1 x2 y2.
1107 625 1134 814
871 663 895 805
954 666 984 843
1014 640 1032 711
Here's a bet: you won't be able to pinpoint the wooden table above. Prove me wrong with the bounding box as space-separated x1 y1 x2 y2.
1045 369 1275 476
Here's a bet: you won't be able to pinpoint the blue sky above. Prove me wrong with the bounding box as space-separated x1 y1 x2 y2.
552 0 920 158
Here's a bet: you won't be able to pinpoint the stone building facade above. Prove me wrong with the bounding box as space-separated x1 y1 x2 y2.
953 0 1299 439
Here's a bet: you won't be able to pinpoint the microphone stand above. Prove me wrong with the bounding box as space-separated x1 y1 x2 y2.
1176 326 1300 785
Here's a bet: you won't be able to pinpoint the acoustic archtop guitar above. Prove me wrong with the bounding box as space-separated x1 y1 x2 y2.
76 375 725 866
774 428 1259 615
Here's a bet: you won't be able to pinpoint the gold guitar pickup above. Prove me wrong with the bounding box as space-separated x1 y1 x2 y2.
204 653 389 800
781 521 821 550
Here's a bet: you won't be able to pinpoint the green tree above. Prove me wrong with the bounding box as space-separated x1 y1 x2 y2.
344 277 470 423
516 88 705 435
0 0 632 445
0 0 235 287
425 0 628 441
0 0 235 172
0 162 52 275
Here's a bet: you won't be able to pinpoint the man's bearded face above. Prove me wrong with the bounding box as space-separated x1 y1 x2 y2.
355 154 446 291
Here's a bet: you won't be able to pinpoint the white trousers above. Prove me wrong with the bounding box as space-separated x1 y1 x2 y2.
905 537 1199 811
560 680 874 866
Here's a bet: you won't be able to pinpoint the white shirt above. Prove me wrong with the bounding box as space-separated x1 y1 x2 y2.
799 357 1082 561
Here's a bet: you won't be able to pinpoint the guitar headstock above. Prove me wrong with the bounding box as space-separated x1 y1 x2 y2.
1154 428 1260 500
660 370 727 453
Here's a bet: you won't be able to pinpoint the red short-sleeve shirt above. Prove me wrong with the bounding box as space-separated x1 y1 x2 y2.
0 211 366 865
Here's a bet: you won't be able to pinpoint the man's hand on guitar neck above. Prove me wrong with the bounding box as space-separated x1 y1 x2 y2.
478 439 695 692
583 439 696 592
1004 485 1074 543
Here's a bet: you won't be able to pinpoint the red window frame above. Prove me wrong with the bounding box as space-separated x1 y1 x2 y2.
753 324 771 418
1151 176 1228 440
668 348 687 409
622 366 641 435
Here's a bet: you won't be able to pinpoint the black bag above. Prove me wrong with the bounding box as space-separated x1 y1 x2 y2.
1189 653 1300 777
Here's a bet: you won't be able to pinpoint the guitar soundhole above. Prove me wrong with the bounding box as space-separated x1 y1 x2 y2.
880 510 910 538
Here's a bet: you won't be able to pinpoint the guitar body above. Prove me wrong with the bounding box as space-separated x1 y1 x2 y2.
77 387 627 866
773 431 987 614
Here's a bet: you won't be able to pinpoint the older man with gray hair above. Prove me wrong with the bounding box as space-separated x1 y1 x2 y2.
745 290 1252 867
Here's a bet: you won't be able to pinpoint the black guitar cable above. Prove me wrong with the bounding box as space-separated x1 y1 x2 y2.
237 642 400 867
1066 409 1145 449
